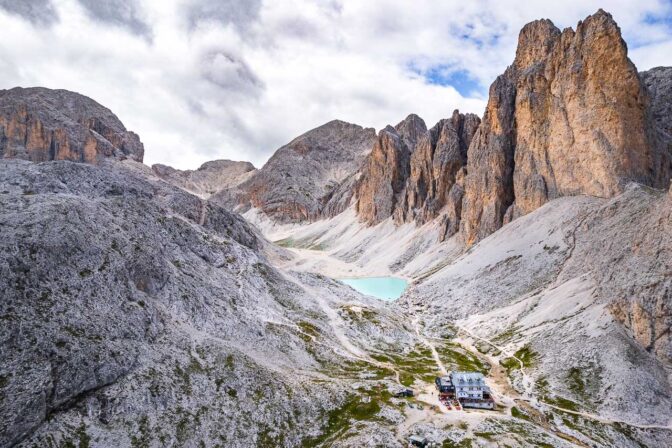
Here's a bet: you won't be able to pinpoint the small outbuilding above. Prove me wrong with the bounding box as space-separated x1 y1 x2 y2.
394 387 414 398
435 376 454 395
408 435 429 447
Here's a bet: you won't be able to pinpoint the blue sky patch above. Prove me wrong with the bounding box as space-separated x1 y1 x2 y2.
409 63 484 97
627 11 672 48
643 11 672 28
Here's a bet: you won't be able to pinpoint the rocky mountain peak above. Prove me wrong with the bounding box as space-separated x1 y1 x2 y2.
514 18 561 70
212 119 376 222
392 111 480 239
0 87 144 163
355 126 410 225
394 113 427 152
152 159 256 198
460 9 671 246
353 110 480 235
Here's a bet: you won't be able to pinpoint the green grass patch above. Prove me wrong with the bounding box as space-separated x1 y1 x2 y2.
511 406 531 421
500 345 537 374
382 345 442 385
544 395 580 412
491 326 520 344
473 432 495 440
274 237 295 248
339 306 380 324
500 356 520 373
436 343 489 374
514 346 537 368
301 392 384 447
322 359 394 380
567 367 585 396
442 438 474 448
535 376 550 395
274 237 327 251
564 364 602 410
297 321 320 342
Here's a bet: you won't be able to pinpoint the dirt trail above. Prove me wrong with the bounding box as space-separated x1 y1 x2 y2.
455 324 672 431
455 325 532 398
287 276 413 386
413 318 447 376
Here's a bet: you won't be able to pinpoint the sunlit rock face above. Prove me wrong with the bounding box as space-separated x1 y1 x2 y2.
0 87 144 164
460 10 672 246
355 125 411 225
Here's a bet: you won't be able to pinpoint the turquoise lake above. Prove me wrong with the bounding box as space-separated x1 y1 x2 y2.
339 277 408 301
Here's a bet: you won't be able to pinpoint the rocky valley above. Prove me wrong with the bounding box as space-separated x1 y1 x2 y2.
2 8 672 448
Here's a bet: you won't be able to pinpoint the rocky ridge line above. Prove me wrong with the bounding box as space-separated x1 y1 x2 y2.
152 159 256 198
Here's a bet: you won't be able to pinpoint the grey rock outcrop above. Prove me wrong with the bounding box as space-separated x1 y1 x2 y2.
152 159 256 198
320 170 362 218
460 10 672 246
0 87 144 163
0 159 415 448
214 120 375 222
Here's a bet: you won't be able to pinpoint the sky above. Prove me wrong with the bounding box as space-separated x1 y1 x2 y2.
1 1 671 169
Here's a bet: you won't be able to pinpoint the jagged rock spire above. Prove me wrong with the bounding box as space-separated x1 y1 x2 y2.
355 126 411 225
460 9 671 246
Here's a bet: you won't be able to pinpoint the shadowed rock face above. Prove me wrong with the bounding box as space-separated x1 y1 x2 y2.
0 87 144 163
152 159 256 198
642 66 672 170
394 113 427 153
214 120 375 222
460 10 672 246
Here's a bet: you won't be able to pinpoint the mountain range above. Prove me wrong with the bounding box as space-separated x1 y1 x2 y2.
1 9 671 448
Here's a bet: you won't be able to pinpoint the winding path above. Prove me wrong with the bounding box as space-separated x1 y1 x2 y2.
454 324 672 431
413 318 447 376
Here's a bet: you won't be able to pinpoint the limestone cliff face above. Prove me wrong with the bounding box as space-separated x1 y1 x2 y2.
461 10 671 245
152 160 256 198
355 126 410 225
395 110 480 240
0 87 144 164
353 111 479 239
319 115 427 221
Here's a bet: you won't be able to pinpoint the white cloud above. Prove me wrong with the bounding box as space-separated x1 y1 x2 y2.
0 0 670 169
